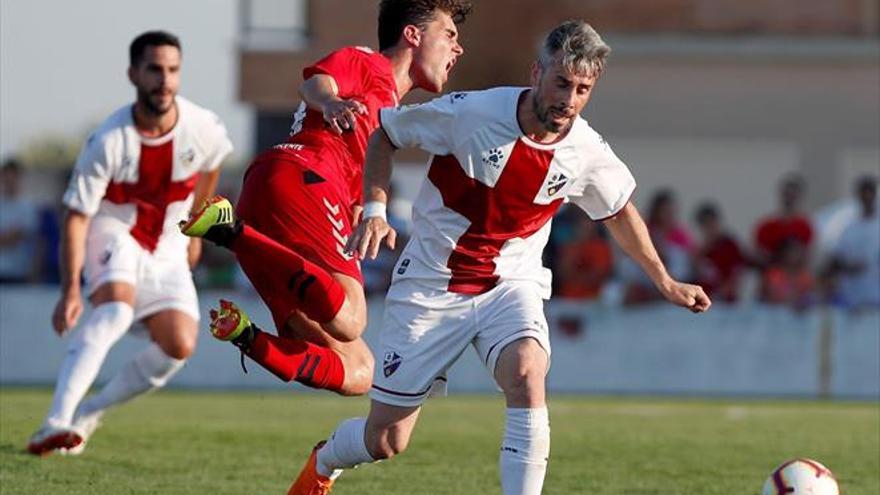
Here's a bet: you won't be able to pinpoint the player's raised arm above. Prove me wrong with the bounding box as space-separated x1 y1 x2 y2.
349 128 398 260
603 201 712 313
299 74 367 135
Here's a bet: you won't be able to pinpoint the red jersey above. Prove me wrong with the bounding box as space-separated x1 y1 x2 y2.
288 46 399 207
754 215 813 258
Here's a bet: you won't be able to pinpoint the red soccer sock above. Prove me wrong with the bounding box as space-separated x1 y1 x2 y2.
232 224 346 324
245 330 345 392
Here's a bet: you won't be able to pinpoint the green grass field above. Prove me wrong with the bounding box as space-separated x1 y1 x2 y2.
1 389 877 495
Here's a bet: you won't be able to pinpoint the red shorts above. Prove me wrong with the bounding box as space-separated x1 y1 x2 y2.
236 145 362 298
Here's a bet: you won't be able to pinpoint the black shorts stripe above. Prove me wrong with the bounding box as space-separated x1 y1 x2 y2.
372 376 447 398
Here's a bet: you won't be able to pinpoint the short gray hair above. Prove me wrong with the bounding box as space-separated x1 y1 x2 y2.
538 21 611 78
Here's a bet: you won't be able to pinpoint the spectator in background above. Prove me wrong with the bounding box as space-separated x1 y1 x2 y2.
754 174 813 267
692 201 747 303
0 158 39 284
825 176 879 311
556 212 613 300
760 237 816 310
622 189 693 304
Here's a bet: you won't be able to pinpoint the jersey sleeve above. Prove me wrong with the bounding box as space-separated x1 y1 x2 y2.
567 136 636 220
62 133 114 216
378 95 457 155
200 112 234 172
302 46 374 98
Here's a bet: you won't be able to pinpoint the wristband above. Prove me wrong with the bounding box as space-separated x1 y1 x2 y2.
362 201 387 221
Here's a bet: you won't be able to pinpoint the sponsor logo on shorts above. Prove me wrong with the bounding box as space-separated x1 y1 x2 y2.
383 351 403 377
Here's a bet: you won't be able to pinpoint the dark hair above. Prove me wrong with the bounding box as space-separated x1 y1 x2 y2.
694 201 720 225
129 30 181 67
378 0 472 51
2 157 22 173
856 175 877 194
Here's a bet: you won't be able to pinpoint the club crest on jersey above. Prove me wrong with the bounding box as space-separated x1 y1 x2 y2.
546 173 569 196
383 351 403 377
449 92 468 103
179 148 195 165
482 148 505 169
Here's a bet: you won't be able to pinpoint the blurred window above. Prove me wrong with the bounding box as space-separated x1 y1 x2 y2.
240 0 308 50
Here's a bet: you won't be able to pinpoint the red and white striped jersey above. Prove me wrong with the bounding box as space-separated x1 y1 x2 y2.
379 87 635 298
63 96 233 259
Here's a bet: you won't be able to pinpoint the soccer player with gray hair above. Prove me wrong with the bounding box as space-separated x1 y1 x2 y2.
288 20 710 494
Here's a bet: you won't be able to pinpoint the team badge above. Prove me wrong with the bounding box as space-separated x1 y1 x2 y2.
383 351 403 377
180 148 195 165
546 173 569 196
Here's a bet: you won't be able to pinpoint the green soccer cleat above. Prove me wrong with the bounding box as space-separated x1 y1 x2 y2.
209 299 252 342
179 195 236 238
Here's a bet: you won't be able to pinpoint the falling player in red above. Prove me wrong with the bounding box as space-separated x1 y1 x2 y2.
28 31 233 456
180 0 472 396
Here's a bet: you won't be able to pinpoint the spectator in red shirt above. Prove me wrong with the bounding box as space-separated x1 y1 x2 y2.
754 174 813 267
692 202 747 303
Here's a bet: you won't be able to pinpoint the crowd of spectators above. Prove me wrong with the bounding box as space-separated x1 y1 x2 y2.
548 174 879 313
1 157 877 314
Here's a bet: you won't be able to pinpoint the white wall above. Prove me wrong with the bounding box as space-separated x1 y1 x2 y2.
1 287 877 399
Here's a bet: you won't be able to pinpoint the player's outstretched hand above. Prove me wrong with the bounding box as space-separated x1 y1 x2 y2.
659 279 712 313
349 216 397 260
52 291 83 335
322 99 367 135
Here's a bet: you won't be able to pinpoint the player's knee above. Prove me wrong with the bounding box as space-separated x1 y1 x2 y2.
337 350 374 397
158 335 197 360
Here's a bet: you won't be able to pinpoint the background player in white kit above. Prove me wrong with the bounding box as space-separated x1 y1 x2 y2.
27 31 233 456
287 21 711 495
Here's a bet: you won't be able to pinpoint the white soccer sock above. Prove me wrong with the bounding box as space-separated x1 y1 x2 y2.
44 302 134 428
315 417 375 479
76 343 185 419
499 407 551 495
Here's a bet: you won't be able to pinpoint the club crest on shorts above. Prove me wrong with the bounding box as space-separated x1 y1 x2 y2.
383 351 403 377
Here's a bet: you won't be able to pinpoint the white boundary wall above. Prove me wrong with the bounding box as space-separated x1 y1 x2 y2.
1 287 877 399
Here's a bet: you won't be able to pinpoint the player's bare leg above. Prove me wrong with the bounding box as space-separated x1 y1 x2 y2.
493 337 551 495
288 401 421 494
27 282 135 455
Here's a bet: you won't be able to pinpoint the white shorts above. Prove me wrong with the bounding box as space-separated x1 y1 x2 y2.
370 279 551 407
83 230 199 323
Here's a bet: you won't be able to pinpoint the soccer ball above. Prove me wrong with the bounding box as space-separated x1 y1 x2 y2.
762 458 839 495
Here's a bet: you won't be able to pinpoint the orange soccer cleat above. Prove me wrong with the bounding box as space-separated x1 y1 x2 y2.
287 441 334 495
